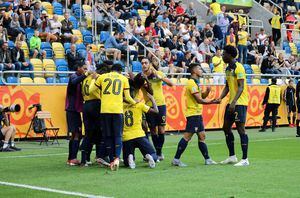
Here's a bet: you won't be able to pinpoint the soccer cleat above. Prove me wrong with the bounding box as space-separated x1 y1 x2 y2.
66 160 70 165
289 124 294 128
69 159 80 166
205 158 218 165
234 159 250 167
220 155 238 164
296 134 300 137
157 154 165 161
128 154 136 169
172 159 187 167
0 147 15 152
86 161 92 165
110 158 120 171
96 158 110 167
145 154 155 168
259 128 266 132
10 146 21 151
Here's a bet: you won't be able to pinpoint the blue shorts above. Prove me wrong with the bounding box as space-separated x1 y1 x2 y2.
145 105 166 129
224 104 247 123
122 136 157 166
185 115 205 133
66 111 82 134
101 113 123 137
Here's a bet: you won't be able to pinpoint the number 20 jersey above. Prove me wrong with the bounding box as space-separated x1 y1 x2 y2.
95 72 130 114
123 102 150 141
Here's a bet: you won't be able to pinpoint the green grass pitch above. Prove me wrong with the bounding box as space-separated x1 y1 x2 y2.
0 127 299 198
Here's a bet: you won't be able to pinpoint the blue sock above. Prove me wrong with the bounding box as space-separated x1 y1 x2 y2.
80 138 88 164
68 140 73 160
97 141 106 159
73 140 80 160
151 153 158 162
87 142 93 162
156 134 165 156
151 134 159 154
226 132 235 156
239 133 248 159
198 141 209 160
174 138 188 159
115 136 122 159
105 137 114 162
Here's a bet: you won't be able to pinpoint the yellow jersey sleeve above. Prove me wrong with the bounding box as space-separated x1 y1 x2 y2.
187 80 200 95
123 76 130 90
94 75 103 89
235 64 246 80
140 103 150 113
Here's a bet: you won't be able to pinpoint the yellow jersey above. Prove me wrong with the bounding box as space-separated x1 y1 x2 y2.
185 78 202 117
212 56 225 73
225 62 249 106
82 75 101 101
271 15 281 29
268 85 281 104
95 71 130 114
142 71 166 106
226 34 236 47
210 2 222 16
237 31 248 46
123 102 150 141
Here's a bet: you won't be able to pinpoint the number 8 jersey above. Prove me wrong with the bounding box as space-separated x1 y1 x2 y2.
123 102 150 141
95 72 130 114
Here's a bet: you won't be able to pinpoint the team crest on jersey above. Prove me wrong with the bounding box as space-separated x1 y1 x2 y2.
194 127 198 132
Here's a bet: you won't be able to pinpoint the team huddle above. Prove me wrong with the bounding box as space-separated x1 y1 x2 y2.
65 45 250 170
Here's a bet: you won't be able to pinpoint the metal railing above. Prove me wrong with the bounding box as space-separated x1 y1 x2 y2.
280 22 300 49
94 4 161 71
257 0 283 19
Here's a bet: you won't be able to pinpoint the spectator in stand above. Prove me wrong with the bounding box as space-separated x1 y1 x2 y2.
161 21 173 47
124 18 136 44
207 0 222 22
226 27 236 47
181 51 196 72
237 24 249 64
163 47 174 71
167 34 178 50
157 12 170 27
257 28 269 46
210 22 223 48
10 13 25 35
95 3 110 34
202 23 214 40
49 14 62 42
150 0 160 13
18 0 33 27
37 11 56 43
11 41 34 78
228 15 240 35
261 55 281 75
285 55 299 75
104 32 124 62
187 36 203 63
168 0 176 13
169 22 179 36
32 1 42 24
199 38 215 63
66 44 84 71
218 13 230 43
0 41 15 71
237 9 247 29
0 25 8 42
95 45 108 64
212 49 225 84
152 37 160 50
158 0 167 15
169 51 184 74
178 24 190 42
248 40 263 66
269 9 283 46
145 22 157 37
169 10 178 24
176 1 185 17
185 2 197 25
85 45 95 70
145 10 157 28
177 36 188 53
134 19 146 39
29 30 46 59
121 0 136 20
61 12 78 44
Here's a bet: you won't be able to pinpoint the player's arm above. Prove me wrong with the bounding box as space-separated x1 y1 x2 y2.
123 78 138 105
89 74 101 93
155 70 174 87
262 87 270 105
69 73 87 85
201 86 211 99
217 81 229 101
147 93 159 114
230 78 244 105
190 85 217 104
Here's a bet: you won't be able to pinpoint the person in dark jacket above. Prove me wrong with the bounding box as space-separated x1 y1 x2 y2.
0 41 15 71
295 80 300 137
11 41 33 78
66 44 84 71
284 79 296 127
65 63 89 166
61 12 78 44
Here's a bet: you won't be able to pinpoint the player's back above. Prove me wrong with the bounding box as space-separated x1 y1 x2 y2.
82 75 101 101
143 71 165 107
123 102 150 141
97 72 129 114
185 79 202 117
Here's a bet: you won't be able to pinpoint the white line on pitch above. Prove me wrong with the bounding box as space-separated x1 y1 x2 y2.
0 181 112 198
0 153 68 159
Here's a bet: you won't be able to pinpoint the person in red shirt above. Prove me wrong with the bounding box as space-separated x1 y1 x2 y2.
145 22 157 37
176 1 185 16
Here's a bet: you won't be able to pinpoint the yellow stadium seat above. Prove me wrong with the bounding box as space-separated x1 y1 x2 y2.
90 44 98 53
86 16 92 28
83 5 92 12
41 2 53 15
201 63 211 74
57 15 65 22
138 9 146 16
21 41 29 59
170 78 178 84
52 42 65 59
20 77 33 84
251 64 261 79
30 58 43 68
34 77 46 84
252 79 260 85
48 14 53 19
45 67 56 78
72 30 83 44
43 59 56 69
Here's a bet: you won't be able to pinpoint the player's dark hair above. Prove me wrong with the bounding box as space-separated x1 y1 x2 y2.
111 63 123 72
271 77 277 84
223 45 238 59
74 63 84 71
188 63 200 74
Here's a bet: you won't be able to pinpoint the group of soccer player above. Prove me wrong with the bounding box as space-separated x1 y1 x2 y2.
65 45 250 170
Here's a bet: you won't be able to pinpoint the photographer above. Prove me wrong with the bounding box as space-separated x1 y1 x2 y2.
0 109 21 152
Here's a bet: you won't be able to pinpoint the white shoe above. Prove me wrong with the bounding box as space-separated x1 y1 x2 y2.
172 159 187 167
96 158 110 167
205 158 218 165
145 154 155 168
128 154 136 169
110 158 120 171
157 154 164 161
86 161 92 165
234 159 249 167
220 155 238 164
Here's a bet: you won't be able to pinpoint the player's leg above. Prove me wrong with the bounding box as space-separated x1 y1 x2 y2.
81 104 91 166
157 105 167 160
234 106 249 166
67 111 82 165
110 114 124 170
101 114 114 164
172 132 192 167
287 105 291 126
221 105 237 164
136 137 157 168
146 112 159 155
297 102 300 137
260 104 272 132
123 139 135 169
292 105 297 127
197 131 217 165
0 126 14 152
8 125 20 151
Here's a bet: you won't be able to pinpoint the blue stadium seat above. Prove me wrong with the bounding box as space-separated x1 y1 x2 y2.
59 77 69 83
260 79 269 84
41 42 53 58
77 49 87 58
0 78 4 85
246 78 252 84
243 64 251 70
76 43 86 51
245 69 253 74
57 66 69 77
114 60 125 71
132 61 142 72
55 59 68 68
282 41 289 50
69 16 78 29
64 43 71 54
100 31 110 43
8 41 15 49
53 2 63 15
6 76 18 83
46 77 56 83
82 30 93 44
285 47 291 54
25 27 34 42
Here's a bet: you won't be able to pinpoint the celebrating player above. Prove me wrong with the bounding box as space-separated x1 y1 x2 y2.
122 76 159 169
215 45 250 166
141 57 174 161
93 63 137 171
172 63 218 167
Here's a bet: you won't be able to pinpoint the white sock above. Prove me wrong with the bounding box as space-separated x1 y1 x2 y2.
11 142 15 147
3 141 9 149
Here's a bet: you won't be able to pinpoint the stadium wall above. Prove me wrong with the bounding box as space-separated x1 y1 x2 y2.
0 85 288 138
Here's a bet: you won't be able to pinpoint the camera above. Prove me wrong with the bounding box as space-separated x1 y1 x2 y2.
29 104 42 111
0 104 21 113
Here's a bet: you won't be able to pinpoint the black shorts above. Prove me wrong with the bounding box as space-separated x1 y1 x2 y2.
122 136 156 166
101 113 123 137
287 104 296 113
66 111 82 134
185 115 205 133
83 100 101 141
0 129 4 141
224 104 247 123
146 105 166 129
297 102 300 113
